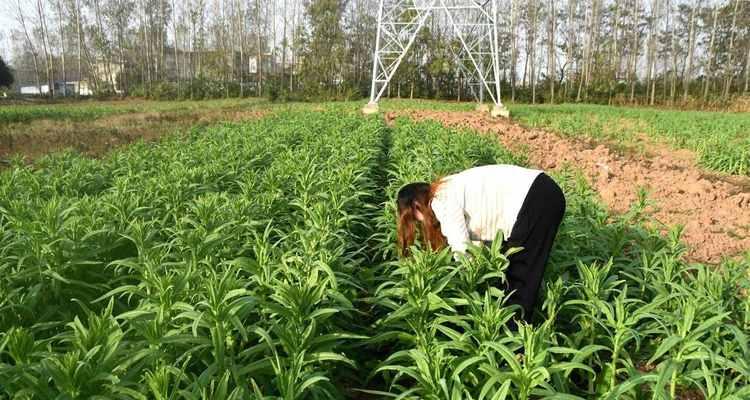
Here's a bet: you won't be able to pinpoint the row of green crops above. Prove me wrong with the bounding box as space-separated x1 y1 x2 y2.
510 103 750 176
362 117 750 399
1 110 749 399
0 111 386 398
5 98 748 176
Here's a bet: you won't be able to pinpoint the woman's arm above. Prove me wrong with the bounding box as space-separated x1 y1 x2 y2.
431 196 470 255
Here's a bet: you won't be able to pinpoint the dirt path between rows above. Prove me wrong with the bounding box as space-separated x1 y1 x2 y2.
387 110 750 264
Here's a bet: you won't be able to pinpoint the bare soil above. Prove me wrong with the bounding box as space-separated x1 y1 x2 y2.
0 109 266 163
387 110 750 264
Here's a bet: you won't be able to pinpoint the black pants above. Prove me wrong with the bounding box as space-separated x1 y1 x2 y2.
504 173 565 323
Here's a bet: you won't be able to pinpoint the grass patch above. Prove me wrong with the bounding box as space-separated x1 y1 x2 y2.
511 103 750 175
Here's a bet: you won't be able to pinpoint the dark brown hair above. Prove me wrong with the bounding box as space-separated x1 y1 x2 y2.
395 180 446 256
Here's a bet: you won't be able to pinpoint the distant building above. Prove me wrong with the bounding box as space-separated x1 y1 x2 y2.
19 80 93 96
14 58 119 96
19 85 43 95
69 81 93 95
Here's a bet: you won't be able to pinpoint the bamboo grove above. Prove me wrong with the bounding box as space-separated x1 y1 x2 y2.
1 111 749 398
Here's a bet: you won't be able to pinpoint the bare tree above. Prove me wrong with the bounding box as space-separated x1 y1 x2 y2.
55 0 67 95
172 0 180 96
646 0 660 105
522 7 529 88
683 0 699 101
68 0 84 95
117 0 132 94
588 0 601 90
92 0 114 92
564 0 575 98
547 0 556 103
217 0 228 98
159 0 166 82
16 0 42 94
527 0 541 103
629 0 640 102
237 0 245 97
577 0 593 101
609 0 621 102
36 0 55 97
722 0 740 98
510 0 518 101
271 0 276 77
702 5 718 101
580 0 598 101
280 0 287 82
668 0 678 102
290 0 299 92
140 0 150 91
255 0 263 95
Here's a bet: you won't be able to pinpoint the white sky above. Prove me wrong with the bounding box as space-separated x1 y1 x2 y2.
0 2 21 62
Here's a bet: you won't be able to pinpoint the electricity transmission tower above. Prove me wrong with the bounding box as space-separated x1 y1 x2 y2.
363 0 509 117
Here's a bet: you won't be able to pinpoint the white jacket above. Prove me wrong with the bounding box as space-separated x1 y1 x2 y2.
430 164 541 254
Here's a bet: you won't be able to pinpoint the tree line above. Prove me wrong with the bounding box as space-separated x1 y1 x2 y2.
6 0 750 106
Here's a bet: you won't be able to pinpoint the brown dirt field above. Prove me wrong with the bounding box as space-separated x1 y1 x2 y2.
386 110 750 264
0 109 266 163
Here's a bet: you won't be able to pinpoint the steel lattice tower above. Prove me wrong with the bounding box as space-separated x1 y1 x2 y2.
363 0 509 117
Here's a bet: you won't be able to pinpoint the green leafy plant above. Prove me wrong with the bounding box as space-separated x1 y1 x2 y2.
1 109 747 399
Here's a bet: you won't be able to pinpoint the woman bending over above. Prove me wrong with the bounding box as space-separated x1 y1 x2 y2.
396 164 566 322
